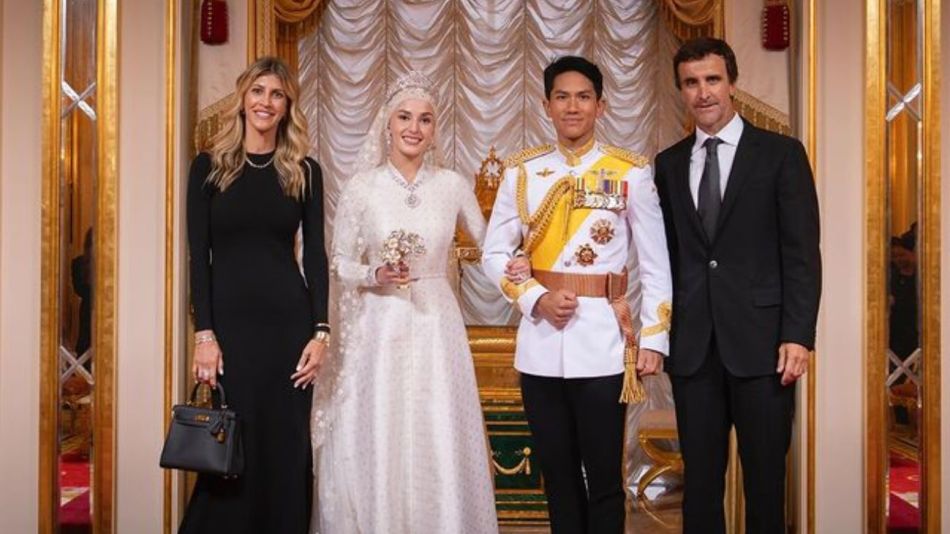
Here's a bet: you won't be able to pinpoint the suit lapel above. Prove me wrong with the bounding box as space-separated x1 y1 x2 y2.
669 135 708 245
717 120 761 234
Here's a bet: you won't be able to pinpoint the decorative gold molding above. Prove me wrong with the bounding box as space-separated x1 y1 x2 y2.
195 93 232 152
42 0 119 530
38 1 63 531
920 2 941 532
247 0 256 62
734 89 791 136
248 0 276 63
93 1 119 531
163 0 178 531
867 1 942 532
865 0 888 531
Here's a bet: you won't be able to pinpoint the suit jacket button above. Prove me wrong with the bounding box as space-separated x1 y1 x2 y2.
708 260 718 269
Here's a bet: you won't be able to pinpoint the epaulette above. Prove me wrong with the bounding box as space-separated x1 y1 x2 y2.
504 144 555 168
600 145 649 168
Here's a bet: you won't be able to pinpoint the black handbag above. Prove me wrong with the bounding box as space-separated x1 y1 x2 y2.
160 382 244 477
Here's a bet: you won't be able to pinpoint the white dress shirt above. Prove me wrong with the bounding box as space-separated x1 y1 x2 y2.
688 112 744 208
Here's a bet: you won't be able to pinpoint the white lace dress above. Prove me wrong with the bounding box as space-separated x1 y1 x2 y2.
311 163 499 534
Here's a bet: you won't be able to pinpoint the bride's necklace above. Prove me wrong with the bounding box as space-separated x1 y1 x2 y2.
245 152 275 169
387 163 424 209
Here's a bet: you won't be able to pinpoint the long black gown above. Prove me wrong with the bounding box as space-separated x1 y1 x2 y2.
180 152 328 534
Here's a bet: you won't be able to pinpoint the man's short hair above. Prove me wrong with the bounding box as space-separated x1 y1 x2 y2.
544 56 604 100
673 37 739 89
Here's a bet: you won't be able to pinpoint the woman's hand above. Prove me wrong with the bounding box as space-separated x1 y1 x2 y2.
505 256 531 283
375 262 412 286
291 338 328 388
193 329 223 387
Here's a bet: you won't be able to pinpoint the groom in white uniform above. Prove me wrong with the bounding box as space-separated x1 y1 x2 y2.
482 56 672 533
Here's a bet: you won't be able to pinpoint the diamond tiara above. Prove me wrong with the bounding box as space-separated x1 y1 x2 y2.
385 70 435 102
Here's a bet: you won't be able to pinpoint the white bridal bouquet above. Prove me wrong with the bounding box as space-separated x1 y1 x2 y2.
380 230 426 288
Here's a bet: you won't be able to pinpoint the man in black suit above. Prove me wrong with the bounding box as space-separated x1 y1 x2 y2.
654 38 821 533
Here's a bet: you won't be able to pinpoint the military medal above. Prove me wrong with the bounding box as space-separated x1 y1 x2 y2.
574 170 627 211
574 243 598 266
590 219 615 245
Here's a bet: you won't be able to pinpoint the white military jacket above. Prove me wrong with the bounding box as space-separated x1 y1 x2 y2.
482 141 672 378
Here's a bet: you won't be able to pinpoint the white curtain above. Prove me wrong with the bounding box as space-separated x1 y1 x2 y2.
298 0 685 516
299 0 689 223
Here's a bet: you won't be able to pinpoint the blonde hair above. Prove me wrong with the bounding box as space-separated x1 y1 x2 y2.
207 56 311 199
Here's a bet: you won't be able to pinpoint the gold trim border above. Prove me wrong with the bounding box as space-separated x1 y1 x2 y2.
866 1 943 531
41 0 120 530
93 1 119 531
163 0 178 532
733 88 791 136
865 0 888 530
920 1 941 531
195 93 231 152
865 1 942 532
38 0 63 531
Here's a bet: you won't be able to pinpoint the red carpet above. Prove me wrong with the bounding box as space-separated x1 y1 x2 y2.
887 453 920 532
60 453 91 528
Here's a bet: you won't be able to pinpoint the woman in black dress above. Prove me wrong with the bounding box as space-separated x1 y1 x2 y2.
181 56 328 533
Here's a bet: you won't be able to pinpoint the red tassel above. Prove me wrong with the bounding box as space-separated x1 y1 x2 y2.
761 3 790 51
201 0 229 45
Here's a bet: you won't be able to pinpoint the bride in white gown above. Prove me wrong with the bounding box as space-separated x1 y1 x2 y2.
311 72 521 534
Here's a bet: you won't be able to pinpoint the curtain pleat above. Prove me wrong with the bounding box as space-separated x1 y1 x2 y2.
300 0 683 217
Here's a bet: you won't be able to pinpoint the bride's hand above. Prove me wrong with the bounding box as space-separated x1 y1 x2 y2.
505 256 531 283
375 262 411 286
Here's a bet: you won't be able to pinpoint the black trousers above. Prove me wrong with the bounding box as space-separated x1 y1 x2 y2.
670 342 795 534
520 372 627 534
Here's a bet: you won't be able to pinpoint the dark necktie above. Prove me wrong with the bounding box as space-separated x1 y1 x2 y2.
697 137 723 240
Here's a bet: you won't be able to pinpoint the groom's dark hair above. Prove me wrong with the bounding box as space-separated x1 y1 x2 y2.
543 56 604 100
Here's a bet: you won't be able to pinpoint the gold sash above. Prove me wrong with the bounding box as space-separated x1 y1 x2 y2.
525 154 634 270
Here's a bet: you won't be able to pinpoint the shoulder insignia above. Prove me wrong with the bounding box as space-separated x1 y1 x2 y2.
504 144 555 168
600 145 649 168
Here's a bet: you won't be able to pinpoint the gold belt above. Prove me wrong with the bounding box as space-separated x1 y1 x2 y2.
531 269 645 404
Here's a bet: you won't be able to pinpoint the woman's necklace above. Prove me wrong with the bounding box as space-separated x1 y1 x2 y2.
245 152 275 169
387 162 424 208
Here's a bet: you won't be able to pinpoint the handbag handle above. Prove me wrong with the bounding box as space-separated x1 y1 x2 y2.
187 382 228 409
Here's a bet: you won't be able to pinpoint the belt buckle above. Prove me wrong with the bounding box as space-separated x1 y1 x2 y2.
605 271 625 300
